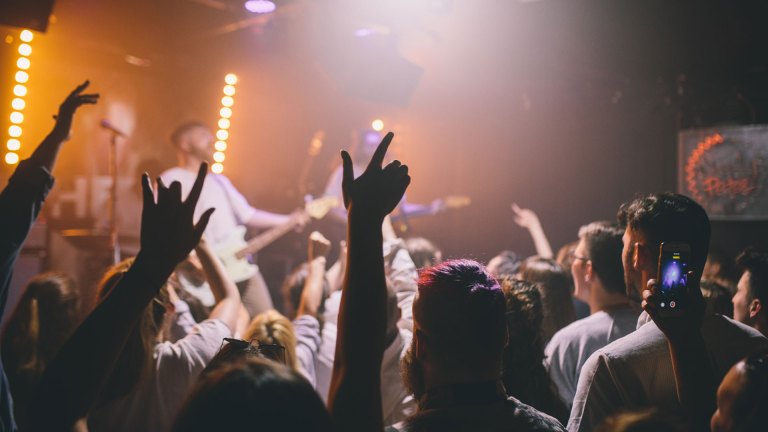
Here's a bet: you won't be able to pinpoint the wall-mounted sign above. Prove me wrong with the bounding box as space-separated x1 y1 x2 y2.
679 125 768 220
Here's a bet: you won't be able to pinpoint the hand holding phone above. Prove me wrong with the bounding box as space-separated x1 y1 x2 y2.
656 242 691 317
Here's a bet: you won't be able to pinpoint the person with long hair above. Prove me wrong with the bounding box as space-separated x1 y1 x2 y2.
1 273 80 429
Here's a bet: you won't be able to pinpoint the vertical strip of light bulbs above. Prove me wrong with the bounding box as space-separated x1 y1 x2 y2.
6 29 34 165
213 73 237 174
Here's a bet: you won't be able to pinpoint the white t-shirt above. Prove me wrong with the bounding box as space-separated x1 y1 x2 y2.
544 307 639 409
567 312 768 432
160 168 256 246
87 319 232 432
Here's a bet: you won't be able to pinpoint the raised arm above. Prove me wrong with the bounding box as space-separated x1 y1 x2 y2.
0 83 97 306
29 163 214 431
512 203 554 259
642 273 716 431
194 238 244 332
29 81 99 172
297 231 331 317
328 132 410 432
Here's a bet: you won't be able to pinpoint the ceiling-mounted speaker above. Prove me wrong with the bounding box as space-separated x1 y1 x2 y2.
0 0 56 32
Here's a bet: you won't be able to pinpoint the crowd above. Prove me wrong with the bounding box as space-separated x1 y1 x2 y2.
0 82 767 432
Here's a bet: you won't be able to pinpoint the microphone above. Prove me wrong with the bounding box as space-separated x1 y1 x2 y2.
100 120 128 138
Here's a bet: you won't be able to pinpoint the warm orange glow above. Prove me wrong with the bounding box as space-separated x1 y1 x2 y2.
218 118 231 129
371 119 384 132
216 130 229 141
221 96 234 107
225 73 238 85
10 112 23 124
213 151 226 162
211 162 224 173
8 126 22 138
18 43 31 56
7 139 21 151
5 152 19 165
215 141 228 151
15 71 29 83
220 107 232 118
20 30 34 43
13 85 27 97
223 85 236 96
11 98 25 110
17 57 30 70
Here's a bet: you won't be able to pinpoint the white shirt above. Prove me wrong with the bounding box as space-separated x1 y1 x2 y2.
293 314 322 388
567 312 768 431
160 168 256 246
316 239 419 424
544 307 639 409
87 319 232 432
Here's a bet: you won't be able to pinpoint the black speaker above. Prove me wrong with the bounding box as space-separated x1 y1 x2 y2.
0 0 55 32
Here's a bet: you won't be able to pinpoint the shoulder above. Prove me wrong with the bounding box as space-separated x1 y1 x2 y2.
547 314 609 351
506 397 566 431
155 319 231 366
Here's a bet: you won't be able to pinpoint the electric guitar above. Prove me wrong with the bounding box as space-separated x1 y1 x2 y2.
212 195 339 283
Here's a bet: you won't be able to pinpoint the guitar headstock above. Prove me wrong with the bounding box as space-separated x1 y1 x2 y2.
305 196 341 219
443 195 471 209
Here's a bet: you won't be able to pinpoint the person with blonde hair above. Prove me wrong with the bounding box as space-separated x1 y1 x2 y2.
243 231 330 386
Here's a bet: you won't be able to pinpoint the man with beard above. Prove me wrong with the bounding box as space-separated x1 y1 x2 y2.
567 193 768 431
390 259 565 432
161 122 296 316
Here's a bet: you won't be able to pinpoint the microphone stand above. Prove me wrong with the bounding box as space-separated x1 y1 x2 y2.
107 130 121 265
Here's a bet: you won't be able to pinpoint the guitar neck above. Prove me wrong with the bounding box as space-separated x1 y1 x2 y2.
236 216 302 258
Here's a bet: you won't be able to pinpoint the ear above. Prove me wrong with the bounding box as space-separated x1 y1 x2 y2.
585 260 594 283
749 299 763 319
632 242 642 270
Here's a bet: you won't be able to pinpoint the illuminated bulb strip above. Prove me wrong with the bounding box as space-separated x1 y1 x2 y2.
6 29 33 165
212 73 237 174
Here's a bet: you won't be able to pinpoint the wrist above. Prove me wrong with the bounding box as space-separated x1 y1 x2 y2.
133 251 176 289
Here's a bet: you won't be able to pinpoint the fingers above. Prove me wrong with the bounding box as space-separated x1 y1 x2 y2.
193 208 216 241
367 132 394 171
141 173 155 208
186 162 209 208
70 80 90 96
169 180 182 203
341 150 353 208
512 203 522 214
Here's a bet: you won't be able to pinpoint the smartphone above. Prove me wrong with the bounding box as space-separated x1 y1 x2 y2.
656 242 691 317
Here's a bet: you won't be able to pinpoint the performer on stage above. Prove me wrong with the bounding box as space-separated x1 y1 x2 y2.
161 121 297 315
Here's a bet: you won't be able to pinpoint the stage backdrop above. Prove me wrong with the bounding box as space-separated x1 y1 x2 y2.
679 125 768 220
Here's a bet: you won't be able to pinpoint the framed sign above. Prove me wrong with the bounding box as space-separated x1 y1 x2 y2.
678 125 768 220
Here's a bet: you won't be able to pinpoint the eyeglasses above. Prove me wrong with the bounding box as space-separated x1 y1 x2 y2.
217 337 287 365
570 252 590 263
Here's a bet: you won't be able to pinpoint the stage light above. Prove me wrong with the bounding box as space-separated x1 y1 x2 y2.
218 118 231 130
221 96 234 107
12 98 25 110
223 85 236 96
5 153 19 165
17 58 30 70
213 151 226 163
18 43 31 56
220 107 232 118
245 0 276 14
15 71 29 83
215 141 228 151
216 130 229 141
13 85 27 97
7 139 21 151
371 119 384 131
10 112 23 124
9 126 22 138
211 162 224 173
20 30 34 42
225 73 238 85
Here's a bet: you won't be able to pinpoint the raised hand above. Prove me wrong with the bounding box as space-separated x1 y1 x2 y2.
511 203 541 230
341 132 410 221
138 162 215 282
308 231 331 261
51 81 99 141
642 271 706 342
